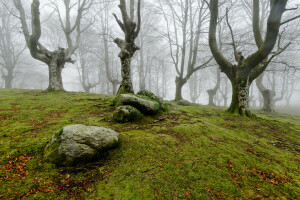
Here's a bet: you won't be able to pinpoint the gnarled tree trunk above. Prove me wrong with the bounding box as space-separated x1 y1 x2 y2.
118 57 134 94
175 77 187 101
256 73 275 112
47 57 65 91
227 78 251 116
113 0 141 95
207 89 216 106
209 0 287 116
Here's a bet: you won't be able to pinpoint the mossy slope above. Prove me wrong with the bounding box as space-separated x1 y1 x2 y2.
0 89 299 199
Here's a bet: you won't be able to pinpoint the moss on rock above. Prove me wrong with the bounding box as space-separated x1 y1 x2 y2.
137 90 164 106
43 129 66 165
115 94 160 115
113 105 142 123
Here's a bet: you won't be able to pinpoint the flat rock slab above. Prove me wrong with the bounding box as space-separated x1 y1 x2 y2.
44 124 119 166
116 94 160 115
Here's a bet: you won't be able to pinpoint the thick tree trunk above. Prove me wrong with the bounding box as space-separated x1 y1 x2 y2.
175 77 186 101
4 70 13 88
227 79 252 116
112 80 118 95
262 89 275 112
223 96 228 107
256 73 275 112
47 60 65 91
207 89 216 106
117 57 134 95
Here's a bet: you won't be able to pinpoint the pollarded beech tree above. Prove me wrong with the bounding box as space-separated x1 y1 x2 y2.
113 0 141 95
13 0 93 91
209 0 288 116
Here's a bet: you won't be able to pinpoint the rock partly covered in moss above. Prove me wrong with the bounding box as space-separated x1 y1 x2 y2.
137 90 164 106
113 105 142 123
115 94 160 115
44 124 119 166
176 99 192 106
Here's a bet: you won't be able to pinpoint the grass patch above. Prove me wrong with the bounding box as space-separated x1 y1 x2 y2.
0 89 299 199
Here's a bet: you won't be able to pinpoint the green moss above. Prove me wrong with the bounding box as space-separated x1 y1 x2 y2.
113 105 142 123
0 89 299 199
43 128 66 165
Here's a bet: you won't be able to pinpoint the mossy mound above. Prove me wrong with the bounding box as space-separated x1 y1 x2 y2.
176 99 192 106
113 105 142 123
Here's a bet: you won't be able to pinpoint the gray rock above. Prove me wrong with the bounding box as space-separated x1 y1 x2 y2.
44 124 119 166
115 94 160 115
113 105 142 123
137 90 164 106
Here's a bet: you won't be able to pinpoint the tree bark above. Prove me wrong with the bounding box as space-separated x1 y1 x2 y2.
117 57 134 94
208 0 287 116
227 79 252 116
256 73 275 112
47 59 65 91
175 76 186 101
207 89 216 106
114 0 141 95
4 70 13 89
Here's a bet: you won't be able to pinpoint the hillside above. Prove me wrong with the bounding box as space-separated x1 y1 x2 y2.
0 89 299 199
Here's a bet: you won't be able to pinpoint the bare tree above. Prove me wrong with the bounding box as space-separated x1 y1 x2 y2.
188 70 205 103
209 0 288 116
13 0 93 91
0 3 25 88
207 67 220 106
76 35 99 93
158 0 212 101
113 0 141 95
219 75 230 107
99 1 121 95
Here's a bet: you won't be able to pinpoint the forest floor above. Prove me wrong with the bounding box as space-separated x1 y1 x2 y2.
0 89 299 200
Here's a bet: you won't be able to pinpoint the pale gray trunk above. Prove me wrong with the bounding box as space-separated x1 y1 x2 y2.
207 68 220 106
4 70 13 89
47 59 64 91
139 43 146 91
117 57 134 94
207 89 216 106
175 77 186 101
256 73 275 112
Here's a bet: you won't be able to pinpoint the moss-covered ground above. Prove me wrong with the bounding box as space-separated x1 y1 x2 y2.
0 89 299 199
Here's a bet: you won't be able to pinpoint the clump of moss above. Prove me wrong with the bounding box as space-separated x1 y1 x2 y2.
43 128 66 165
137 89 163 106
113 105 142 123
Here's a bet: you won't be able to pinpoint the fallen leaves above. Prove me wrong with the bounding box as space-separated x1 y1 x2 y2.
251 168 294 185
0 154 32 181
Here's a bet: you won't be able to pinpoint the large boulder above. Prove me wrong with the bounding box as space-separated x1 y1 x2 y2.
115 94 160 115
113 105 142 123
44 124 119 166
